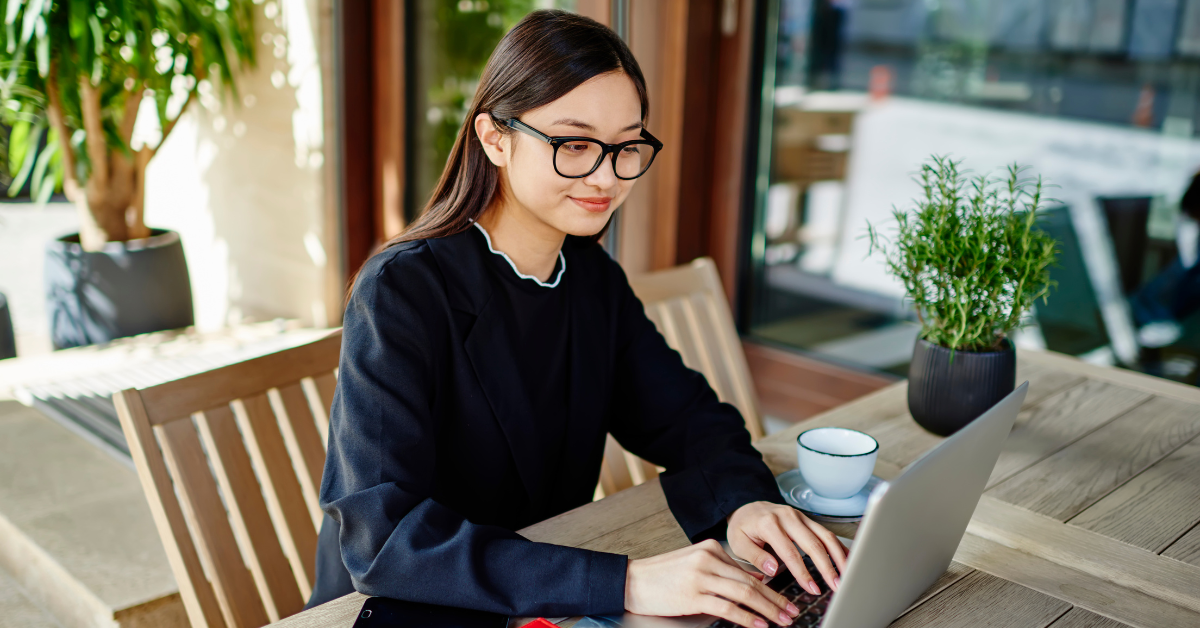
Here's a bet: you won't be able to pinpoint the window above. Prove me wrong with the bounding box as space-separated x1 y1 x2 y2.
746 0 1200 383
405 0 577 221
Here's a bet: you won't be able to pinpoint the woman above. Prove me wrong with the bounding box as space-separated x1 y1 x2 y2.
311 10 847 628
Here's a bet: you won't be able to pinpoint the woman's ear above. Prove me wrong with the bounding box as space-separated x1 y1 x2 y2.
475 113 508 167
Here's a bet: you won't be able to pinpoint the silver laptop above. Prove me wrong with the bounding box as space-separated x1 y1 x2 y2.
616 382 1028 628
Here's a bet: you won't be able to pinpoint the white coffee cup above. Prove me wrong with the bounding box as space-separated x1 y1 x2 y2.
796 427 879 500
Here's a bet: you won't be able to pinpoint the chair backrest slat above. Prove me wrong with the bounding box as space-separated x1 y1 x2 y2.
270 383 327 528
232 394 319 599
117 329 341 628
158 417 271 628
138 334 343 425
596 259 764 496
194 405 305 622
114 391 229 628
304 372 337 444
598 435 635 497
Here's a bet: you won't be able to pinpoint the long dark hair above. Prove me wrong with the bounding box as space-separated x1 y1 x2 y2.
380 10 647 255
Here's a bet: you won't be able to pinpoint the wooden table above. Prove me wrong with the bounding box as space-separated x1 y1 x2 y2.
273 350 1200 627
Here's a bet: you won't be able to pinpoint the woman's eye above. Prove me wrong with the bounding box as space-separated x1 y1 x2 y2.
620 145 642 156
564 143 591 153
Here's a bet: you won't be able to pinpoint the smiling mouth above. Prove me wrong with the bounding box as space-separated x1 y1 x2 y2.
570 196 613 213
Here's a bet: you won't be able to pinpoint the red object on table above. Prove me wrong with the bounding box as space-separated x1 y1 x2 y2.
521 620 559 628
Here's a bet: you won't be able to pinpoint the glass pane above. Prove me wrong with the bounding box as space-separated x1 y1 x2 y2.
747 0 1200 383
407 0 577 221
555 140 605 177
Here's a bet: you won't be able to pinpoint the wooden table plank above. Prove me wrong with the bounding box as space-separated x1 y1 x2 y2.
270 593 364 628
1163 523 1200 567
986 380 1150 488
967 496 1200 615
903 563 974 615
1019 350 1200 406
518 478 670 547
575 509 689 561
1047 608 1133 628
952 534 1200 628
1068 436 1200 553
889 571 1070 628
988 396 1200 521
1014 365 1087 408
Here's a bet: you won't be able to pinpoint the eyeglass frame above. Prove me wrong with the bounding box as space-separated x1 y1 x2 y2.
492 115 664 180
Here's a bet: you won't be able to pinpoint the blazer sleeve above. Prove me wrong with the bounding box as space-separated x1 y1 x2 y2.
605 263 785 541
319 249 627 618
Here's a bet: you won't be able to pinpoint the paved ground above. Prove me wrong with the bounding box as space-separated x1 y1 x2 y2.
0 202 79 358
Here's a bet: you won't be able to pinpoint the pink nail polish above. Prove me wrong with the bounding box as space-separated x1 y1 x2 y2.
786 602 799 616
754 619 767 628
779 611 792 624
834 576 841 588
764 559 777 576
808 581 820 595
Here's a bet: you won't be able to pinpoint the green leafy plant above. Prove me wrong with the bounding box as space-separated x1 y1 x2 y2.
867 155 1059 352
0 0 256 250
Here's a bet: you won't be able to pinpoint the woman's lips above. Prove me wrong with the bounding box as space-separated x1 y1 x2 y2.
570 196 612 213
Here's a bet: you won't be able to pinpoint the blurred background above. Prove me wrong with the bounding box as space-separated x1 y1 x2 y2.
1 0 1200 411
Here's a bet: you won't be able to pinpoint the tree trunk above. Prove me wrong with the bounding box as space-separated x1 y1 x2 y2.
76 147 150 250
73 80 156 250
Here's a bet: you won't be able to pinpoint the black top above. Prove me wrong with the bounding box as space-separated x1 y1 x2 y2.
472 224 570 485
307 227 784 618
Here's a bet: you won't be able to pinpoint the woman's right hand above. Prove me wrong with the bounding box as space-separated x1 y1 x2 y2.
624 539 801 628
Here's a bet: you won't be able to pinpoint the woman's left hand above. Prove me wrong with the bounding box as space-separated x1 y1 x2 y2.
726 501 849 596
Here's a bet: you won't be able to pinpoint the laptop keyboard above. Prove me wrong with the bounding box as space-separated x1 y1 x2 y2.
706 555 833 628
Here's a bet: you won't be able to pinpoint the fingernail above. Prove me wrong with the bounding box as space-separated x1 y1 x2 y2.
834 576 841 589
779 611 792 624
763 559 777 576
754 619 767 628
807 581 820 595
786 602 799 616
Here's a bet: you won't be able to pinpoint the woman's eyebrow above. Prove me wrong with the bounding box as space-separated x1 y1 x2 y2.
551 118 644 133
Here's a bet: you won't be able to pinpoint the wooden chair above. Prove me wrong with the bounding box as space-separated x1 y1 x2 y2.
114 330 341 628
598 257 764 496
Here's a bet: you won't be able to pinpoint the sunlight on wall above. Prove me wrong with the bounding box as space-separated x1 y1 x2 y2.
144 0 330 332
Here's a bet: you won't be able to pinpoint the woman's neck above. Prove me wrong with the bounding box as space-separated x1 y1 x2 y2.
476 202 566 283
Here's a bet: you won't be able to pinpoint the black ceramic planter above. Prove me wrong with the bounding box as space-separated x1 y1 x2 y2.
44 229 195 349
0 291 15 359
908 338 1016 437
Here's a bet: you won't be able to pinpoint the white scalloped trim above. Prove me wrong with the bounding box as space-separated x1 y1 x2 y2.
472 222 566 288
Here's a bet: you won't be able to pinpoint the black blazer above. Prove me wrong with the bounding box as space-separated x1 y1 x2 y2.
310 227 783 617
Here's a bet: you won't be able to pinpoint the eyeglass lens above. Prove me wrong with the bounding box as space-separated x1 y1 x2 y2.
556 141 655 178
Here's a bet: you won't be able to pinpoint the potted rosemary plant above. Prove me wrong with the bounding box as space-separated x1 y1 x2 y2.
868 156 1058 436
1 0 255 348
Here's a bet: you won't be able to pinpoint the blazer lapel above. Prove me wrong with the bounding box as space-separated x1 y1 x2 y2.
429 230 546 504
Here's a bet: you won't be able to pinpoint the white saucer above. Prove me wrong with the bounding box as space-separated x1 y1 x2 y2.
776 469 884 522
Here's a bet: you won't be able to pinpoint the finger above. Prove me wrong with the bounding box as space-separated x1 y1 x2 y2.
710 559 799 621
763 526 819 595
727 528 781 577
782 515 841 592
799 515 849 575
701 596 770 628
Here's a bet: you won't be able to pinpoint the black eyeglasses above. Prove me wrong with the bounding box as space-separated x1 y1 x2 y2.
495 116 663 180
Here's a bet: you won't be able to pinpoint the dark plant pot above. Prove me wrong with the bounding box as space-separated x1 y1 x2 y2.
44 229 195 349
908 338 1016 437
0 291 15 359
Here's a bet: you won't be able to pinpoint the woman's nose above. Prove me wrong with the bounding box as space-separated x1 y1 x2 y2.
582 155 620 190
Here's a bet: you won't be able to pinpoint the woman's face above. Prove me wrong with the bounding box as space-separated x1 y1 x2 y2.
476 71 644 239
